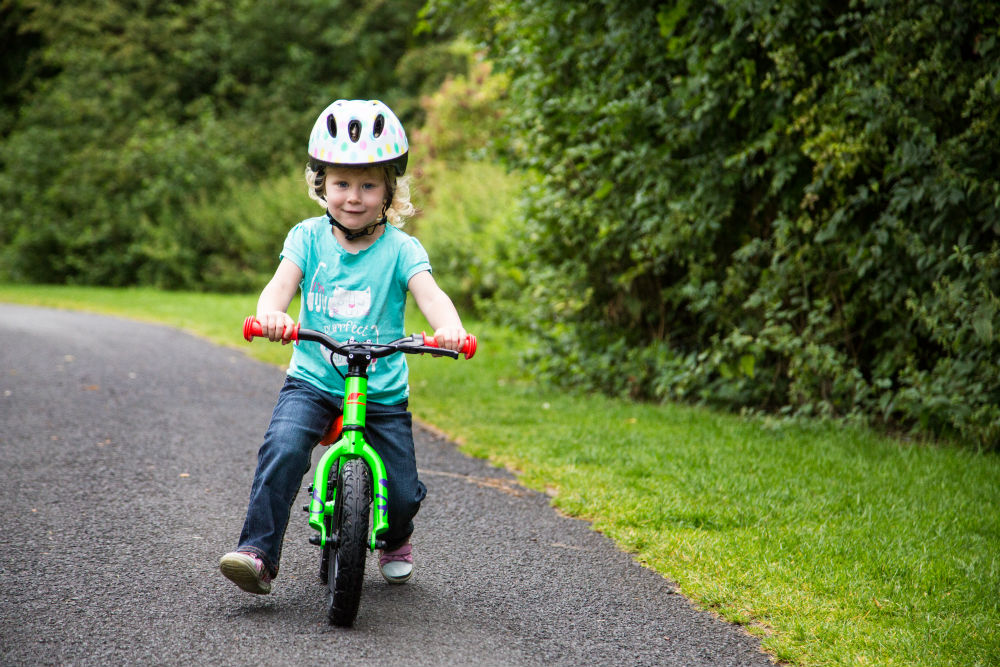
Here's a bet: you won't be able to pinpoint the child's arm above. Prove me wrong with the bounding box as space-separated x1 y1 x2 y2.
257 258 303 343
408 270 467 351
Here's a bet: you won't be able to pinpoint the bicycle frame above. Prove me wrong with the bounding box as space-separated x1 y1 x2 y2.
242 316 475 556
307 369 389 551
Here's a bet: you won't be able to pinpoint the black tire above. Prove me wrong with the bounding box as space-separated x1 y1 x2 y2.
326 457 371 627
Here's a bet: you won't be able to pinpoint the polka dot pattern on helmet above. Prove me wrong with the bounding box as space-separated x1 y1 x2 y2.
307 99 409 175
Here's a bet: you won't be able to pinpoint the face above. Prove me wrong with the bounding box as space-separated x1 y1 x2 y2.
324 167 388 230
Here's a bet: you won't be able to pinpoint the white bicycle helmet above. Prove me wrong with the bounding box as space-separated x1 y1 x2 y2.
307 99 408 175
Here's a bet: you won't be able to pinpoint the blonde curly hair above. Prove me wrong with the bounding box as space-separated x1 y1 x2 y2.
305 164 415 226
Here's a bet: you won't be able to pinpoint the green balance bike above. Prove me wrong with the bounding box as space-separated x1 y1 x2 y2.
242 316 476 627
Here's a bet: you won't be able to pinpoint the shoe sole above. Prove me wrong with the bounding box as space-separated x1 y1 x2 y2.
379 563 413 585
220 554 271 595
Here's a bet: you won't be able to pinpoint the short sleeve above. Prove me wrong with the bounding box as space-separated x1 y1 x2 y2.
397 234 432 290
280 222 309 273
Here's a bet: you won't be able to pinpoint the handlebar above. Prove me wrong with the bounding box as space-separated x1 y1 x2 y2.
242 316 477 360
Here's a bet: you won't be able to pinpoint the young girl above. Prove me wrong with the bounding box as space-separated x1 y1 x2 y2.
220 99 466 594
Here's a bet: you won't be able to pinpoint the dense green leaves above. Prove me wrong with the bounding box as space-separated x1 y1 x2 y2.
431 0 1000 447
0 0 451 288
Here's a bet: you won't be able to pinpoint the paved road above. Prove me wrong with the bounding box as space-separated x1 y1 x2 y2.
0 304 772 666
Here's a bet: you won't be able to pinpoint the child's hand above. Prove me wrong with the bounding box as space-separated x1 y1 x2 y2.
258 311 296 344
433 326 468 352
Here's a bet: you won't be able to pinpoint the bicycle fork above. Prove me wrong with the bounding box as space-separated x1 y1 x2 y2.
307 367 390 551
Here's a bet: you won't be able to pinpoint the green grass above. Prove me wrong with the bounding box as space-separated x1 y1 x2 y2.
3 284 998 666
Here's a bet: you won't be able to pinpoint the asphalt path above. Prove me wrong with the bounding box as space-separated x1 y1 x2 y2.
0 304 773 666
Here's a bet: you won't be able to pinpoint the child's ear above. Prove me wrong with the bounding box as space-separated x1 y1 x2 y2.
382 168 396 211
314 167 326 198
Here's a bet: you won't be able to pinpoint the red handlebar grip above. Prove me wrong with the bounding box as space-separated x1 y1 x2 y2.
420 332 477 359
243 316 299 342
243 316 262 341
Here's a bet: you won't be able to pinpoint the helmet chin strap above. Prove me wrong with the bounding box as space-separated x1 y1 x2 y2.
326 210 387 241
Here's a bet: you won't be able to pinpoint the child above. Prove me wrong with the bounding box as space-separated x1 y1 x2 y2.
220 99 466 594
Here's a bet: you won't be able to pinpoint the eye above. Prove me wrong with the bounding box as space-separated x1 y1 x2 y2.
373 114 385 138
326 114 337 138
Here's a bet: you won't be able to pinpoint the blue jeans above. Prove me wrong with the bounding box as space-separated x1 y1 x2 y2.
236 376 426 578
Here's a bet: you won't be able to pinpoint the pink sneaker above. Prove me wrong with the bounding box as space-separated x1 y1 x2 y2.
220 551 273 594
378 542 413 584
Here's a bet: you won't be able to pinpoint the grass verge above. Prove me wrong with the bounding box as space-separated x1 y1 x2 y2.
2 284 998 666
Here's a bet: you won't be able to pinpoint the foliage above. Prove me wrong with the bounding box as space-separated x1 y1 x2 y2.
406 44 522 315
0 0 455 288
427 0 1000 447
411 159 522 315
410 42 510 163
163 172 318 292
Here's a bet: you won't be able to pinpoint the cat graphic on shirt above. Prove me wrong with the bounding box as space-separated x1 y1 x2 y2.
329 286 371 319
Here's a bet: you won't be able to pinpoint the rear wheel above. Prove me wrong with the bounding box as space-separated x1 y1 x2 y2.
325 457 371 627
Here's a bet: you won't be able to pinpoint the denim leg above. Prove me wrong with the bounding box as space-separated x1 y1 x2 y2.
237 377 337 577
365 400 426 551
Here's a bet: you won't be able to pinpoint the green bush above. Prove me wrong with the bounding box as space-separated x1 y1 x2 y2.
406 46 522 316
148 172 318 292
430 0 1000 447
410 160 523 315
0 0 453 288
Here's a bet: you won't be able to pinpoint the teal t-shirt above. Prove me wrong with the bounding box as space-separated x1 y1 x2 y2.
280 217 432 403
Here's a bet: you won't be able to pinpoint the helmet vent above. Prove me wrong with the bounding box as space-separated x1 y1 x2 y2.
326 114 337 138
373 114 385 138
348 120 362 143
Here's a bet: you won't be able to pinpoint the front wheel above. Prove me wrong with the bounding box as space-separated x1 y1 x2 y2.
326 457 371 627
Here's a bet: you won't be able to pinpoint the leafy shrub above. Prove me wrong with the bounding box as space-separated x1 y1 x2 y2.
0 0 453 288
407 47 522 315
429 0 1000 447
150 172 318 292
410 160 523 315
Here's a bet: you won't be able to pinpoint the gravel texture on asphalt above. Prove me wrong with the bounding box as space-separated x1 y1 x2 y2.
0 304 773 666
